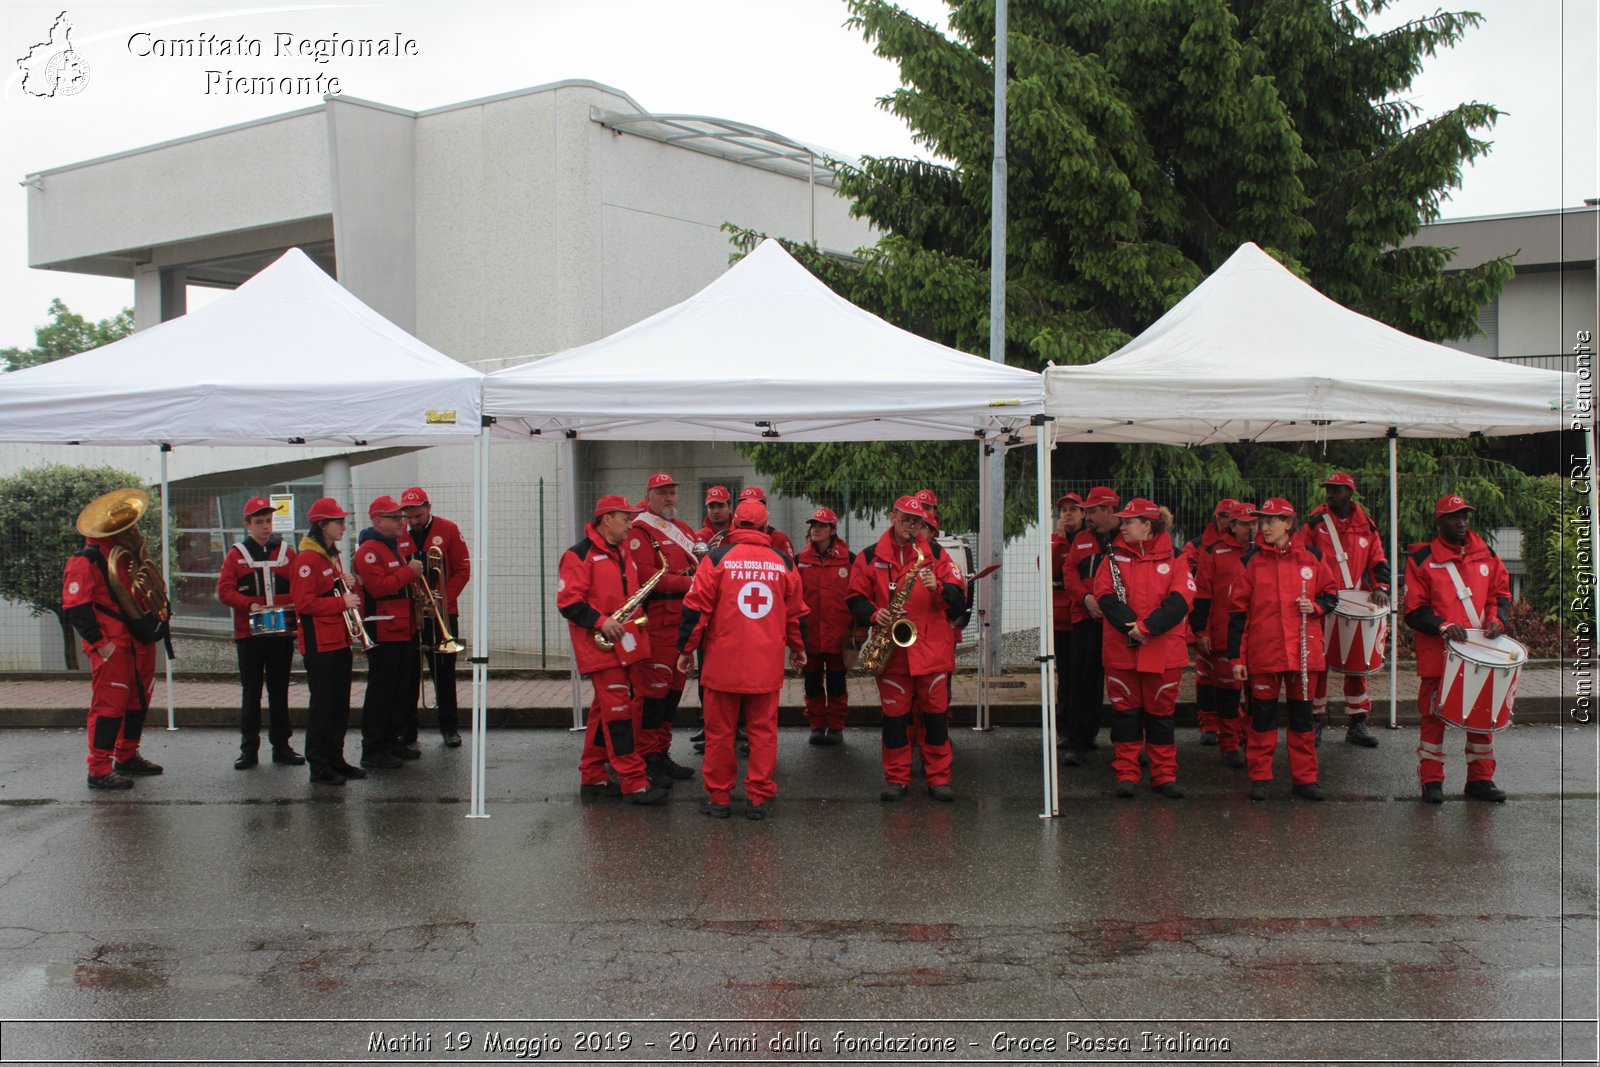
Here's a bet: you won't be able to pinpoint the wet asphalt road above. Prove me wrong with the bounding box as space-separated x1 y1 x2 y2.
0 722 1594 1065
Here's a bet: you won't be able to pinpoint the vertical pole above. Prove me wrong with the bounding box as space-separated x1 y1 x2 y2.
1036 419 1058 817
808 151 817 246
1388 431 1400 730
160 445 176 731
984 0 1009 676
560 437 585 730
467 418 492 818
974 436 992 729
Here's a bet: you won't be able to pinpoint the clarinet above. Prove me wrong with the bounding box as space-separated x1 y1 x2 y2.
1298 578 1309 697
1106 551 1137 647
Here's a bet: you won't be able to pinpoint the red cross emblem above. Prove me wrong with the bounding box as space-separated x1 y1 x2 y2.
738 580 774 620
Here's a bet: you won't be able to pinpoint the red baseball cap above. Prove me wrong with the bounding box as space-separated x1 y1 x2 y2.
646 472 677 490
1082 486 1120 509
399 486 429 508
915 488 939 506
734 500 768 527
1057 492 1083 509
807 507 839 526
1227 503 1257 522
1113 497 1161 520
893 496 931 520
1435 494 1476 517
307 497 352 522
593 495 644 519
1254 497 1296 518
1213 497 1240 516
1322 473 1357 490
704 485 731 504
368 495 403 519
739 485 767 502
243 496 274 520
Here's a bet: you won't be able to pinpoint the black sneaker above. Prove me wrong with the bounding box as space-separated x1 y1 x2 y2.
334 763 368 780
879 783 908 802
393 743 422 761
927 783 956 802
1421 782 1445 805
1292 782 1325 802
234 751 259 770
580 779 621 798
359 752 403 770
1221 749 1246 769
1114 780 1137 799
442 730 463 748
1061 747 1085 767
271 745 306 766
1199 731 1219 747
690 730 706 754
309 767 346 786
745 802 768 821
1345 720 1379 748
113 755 163 776
659 754 695 780
1464 779 1507 803
1248 781 1270 802
87 771 133 791
808 728 828 746
823 728 844 746
1153 781 1185 800
627 784 670 806
700 798 732 818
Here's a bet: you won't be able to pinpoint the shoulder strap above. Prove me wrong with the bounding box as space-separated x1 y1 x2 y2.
1438 560 1483 628
1319 513 1355 589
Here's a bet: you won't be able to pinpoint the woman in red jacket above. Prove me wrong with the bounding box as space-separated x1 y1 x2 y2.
1091 499 1195 799
1190 502 1257 768
796 507 854 745
1227 498 1339 802
290 498 366 786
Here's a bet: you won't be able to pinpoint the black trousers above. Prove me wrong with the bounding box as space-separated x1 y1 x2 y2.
1066 622 1106 749
236 634 294 750
420 613 459 732
362 640 417 754
303 648 352 773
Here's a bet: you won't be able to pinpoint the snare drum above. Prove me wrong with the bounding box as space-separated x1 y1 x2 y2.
1324 589 1389 676
248 605 291 637
1436 629 1526 733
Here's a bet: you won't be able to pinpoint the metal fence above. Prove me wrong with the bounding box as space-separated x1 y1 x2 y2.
0 471 1533 673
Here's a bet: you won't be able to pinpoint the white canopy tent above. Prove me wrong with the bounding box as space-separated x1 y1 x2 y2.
484 238 1063 813
0 249 489 802
1043 243 1583 809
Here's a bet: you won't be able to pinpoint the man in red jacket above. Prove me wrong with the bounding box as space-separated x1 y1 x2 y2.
629 472 701 786
1299 473 1392 748
353 496 424 769
796 507 854 745
1190 502 1257 768
1091 499 1195 798
738 486 795 560
676 499 807 819
1050 492 1085 745
1404 494 1513 804
1061 486 1121 764
847 496 965 802
1189 499 1238 746
695 485 733 549
401 486 471 748
216 496 302 769
559 495 669 805
1228 499 1339 802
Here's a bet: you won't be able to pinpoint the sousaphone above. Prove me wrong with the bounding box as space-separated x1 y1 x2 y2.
76 487 171 630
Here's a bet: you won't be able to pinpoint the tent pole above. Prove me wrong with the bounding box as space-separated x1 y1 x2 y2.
560 438 585 730
160 445 176 731
984 0 1009 678
1388 431 1399 730
974 435 991 730
468 419 492 818
1035 419 1058 817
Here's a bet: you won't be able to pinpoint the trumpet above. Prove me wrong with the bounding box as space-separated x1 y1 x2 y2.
416 545 464 654
335 573 376 651
595 546 667 651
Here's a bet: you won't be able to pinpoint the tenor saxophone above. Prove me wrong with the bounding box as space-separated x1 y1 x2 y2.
857 542 927 675
595 546 668 651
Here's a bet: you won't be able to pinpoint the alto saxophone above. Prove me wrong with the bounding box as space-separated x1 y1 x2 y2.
595 546 668 651
857 542 927 675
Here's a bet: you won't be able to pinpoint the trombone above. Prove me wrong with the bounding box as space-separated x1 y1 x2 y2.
415 545 462 713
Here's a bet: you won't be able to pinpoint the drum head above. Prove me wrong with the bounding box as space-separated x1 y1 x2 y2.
1334 589 1389 620
1445 629 1527 668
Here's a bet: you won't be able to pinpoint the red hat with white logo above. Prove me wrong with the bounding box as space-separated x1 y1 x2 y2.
307 498 353 522
893 496 931 520
399 486 429 507
1057 492 1083 509
1083 486 1120 509
1435 494 1476 517
734 500 768 527
1227 503 1258 522
243 496 274 520
807 507 839 526
704 485 731 504
915 488 939 506
1113 498 1161 520
593 495 644 519
1254 498 1296 518
1322 473 1357 490
646 472 677 490
368 495 403 520
739 486 767 502
1213 497 1240 516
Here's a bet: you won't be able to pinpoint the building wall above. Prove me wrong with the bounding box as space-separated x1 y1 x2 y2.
1498 268 1599 359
